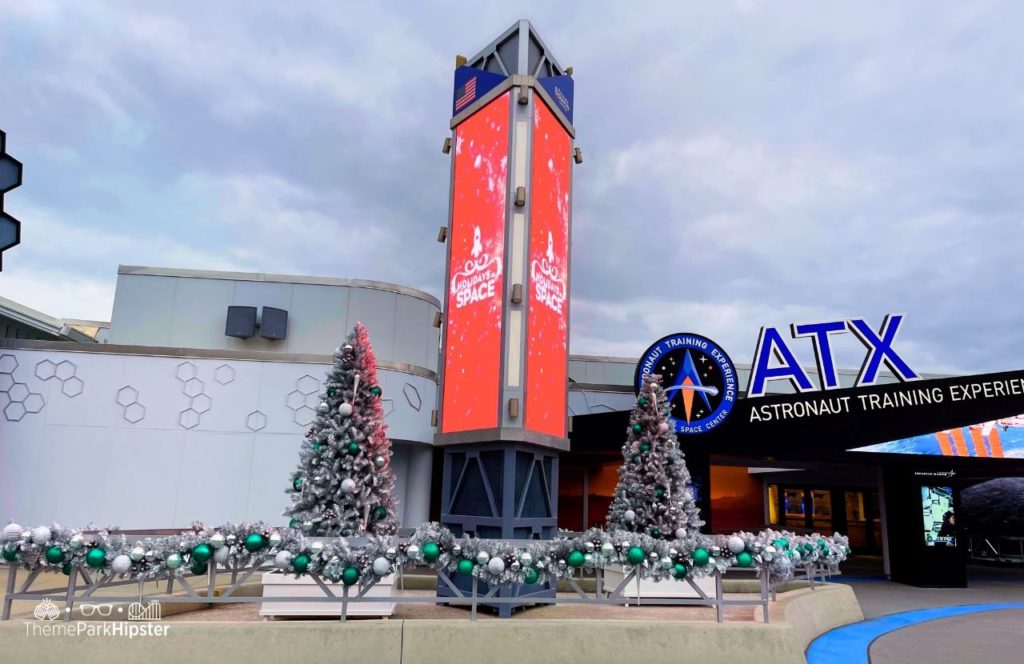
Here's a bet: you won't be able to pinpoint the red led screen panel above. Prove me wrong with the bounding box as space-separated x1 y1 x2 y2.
441 93 510 433
525 100 571 438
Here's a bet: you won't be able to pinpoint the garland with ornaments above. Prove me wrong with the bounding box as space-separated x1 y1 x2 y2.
1 520 849 589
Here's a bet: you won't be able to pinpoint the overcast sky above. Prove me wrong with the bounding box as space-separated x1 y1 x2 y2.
1 1 1022 374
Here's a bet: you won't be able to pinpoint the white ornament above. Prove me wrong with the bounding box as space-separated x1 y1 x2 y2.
600 542 615 556
624 510 636 523
165 554 182 569
268 533 282 548
209 533 225 549
338 403 353 417
69 533 85 550
341 479 356 494
406 544 420 559
487 557 506 575
792 550 802 563
130 546 146 562
658 422 669 433
213 547 230 565
675 528 687 539
727 536 745 554
274 551 293 569
31 526 51 545
372 557 391 576
111 555 132 575
475 550 491 565
2 523 23 543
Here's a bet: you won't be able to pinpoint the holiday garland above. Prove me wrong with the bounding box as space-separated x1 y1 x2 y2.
1 521 849 589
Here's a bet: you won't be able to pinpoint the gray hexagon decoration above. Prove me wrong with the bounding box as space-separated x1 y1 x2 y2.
23 393 44 414
293 405 315 426
55 360 75 381
381 398 395 418
179 409 200 429
246 410 267 432
175 361 197 382
5 402 26 422
124 403 146 423
0 392 9 411
34 360 56 380
286 390 306 409
114 385 146 424
8 383 29 403
214 364 235 385
183 377 205 397
116 386 138 407
297 375 319 395
192 393 212 414
0 374 12 392
0 354 17 374
61 377 83 398
402 383 422 411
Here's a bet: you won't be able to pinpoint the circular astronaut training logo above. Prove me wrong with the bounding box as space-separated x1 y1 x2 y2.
634 333 738 435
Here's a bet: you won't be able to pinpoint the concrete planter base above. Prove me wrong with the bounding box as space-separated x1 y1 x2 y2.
601 566 716 600
259 572 396 618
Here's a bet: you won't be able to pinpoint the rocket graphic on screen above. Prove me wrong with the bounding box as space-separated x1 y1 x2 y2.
471 226 482 258
546 231 555 263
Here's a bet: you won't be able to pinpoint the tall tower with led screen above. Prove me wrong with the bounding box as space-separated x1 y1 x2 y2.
437 21 576 555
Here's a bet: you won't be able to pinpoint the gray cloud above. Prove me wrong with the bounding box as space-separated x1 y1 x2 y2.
1 1 1022 374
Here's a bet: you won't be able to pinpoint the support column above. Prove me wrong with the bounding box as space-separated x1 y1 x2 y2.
404 444 433 527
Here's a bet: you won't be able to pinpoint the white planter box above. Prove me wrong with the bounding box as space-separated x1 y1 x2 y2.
600 566 716 600
259 572 396 618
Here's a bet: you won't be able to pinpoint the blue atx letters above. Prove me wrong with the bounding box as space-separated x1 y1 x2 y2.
746 314 919 397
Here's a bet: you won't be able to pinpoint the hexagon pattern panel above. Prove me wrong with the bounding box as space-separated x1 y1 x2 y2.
1 353 46 422
176 361 214 429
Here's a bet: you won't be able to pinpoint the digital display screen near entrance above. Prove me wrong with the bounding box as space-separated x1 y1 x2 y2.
441 92 510 433
852 414 1024 458
922 486 955 546
524 99 571 438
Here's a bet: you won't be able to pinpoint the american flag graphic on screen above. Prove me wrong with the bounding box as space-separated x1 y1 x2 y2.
455 76 477 112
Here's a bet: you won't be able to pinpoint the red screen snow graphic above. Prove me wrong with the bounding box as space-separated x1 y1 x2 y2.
441 93 509 433
525 100 571 438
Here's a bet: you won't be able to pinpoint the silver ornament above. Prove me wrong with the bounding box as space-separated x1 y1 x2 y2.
660 555 673 569
338 403 353 417
385 547 398 561
624 510 636 523
486 557 505 575
406 544 420 559
674 528 687 539
600 542 615 556
268 533 282 548
226 534 237 547
165 553 182 569
451 544 462 557
213 547 230 565
302 521 314 532
372 557 391 576
584 541 595 553
145 550 156 562
584 553 594 566
310 541 325 555
273 551 293 569
130 546 145 562
510 561 521 572
374 456 386 468
317 401 329 412
341 479 356 494
111 555 132 575
475 550 490 565
209 533 225 549
518 551 532 566
727 536 745 554
2 523 23 543
31 526 52 545
69 533 85 550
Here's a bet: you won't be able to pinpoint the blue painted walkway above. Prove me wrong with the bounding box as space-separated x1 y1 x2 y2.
806 602 1024 664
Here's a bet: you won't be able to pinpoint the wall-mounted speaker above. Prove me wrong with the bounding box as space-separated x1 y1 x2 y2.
225 306 257 338
260 307 288 340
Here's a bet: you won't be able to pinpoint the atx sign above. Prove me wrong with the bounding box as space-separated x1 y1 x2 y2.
746 314 919 398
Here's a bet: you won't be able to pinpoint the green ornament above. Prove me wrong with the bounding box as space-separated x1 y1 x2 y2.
327 387 337 397
289 518 299 529
844 546 851 555
773 538 789 550
651 527 661 538
630 455 640 462
312 443 321 451
737 551 753 568
61 563 72 576
190 561 208 575
524 567 539 584
191 544 212 564
2 548 17 562
244 533 265 552
342 566 360 586
567 551 585 568
422 542 440 562
673 563 687 579
818 540 829 549
654 487 665 498
373 506 388 520
86 547 106 569
45 546 65 564
692 548 710 566
639 442 651 453
631 423 642 434
627 546 645 565
370 386 382 397
292 553 310 573
347 442 360 455
293 477 303 490
457 559 474 575
638 397 648 407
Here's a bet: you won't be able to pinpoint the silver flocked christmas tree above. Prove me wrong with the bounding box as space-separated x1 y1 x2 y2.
284 322 398 537
606 374 704 540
